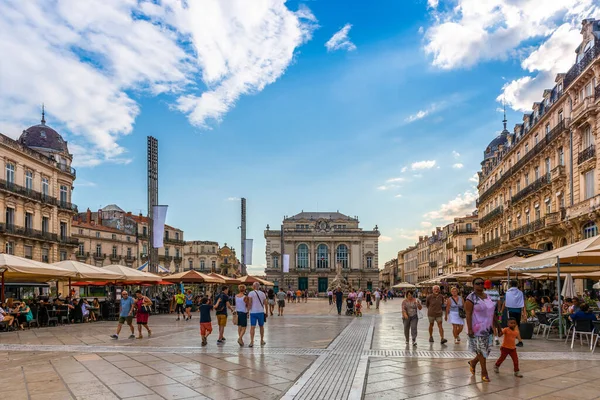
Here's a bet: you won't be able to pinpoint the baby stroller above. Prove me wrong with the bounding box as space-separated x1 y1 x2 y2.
345 298 355 316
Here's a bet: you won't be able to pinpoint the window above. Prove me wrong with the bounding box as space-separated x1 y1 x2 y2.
516 181 521 192
545 124 550 135
534 134 539 145
534 167 539 180
165 231 169 240
546 201 551 215
25 212 33 231
585 82 593 97
212 246 215 253
583 222 598 239
466 254 473 265
526 213 530 224
112 246 117 257
366 256 373 268
96 244 102 257
583 126 593 149
545 158 551 175
78 244 85 255
6 163 14 184
165 247 170 257
200 259 205 270
142 244 147 255
272 255 279 269
42 177 49 197
59 185 68 205
5 241 14 255
60 222 67 240
127 236 130 242
224 257 228 264
96 232 100 238
535 208 541 220
5 207 14 227
517 151 521 161
558 147 564 166
175 232 179 240
24 245 32 259
111 234 116 240
584 169 595 200
42 217 49 234
466 223 472 231
143 226 147 236
127 248 132 258
60 251 67 261
525 173 529 186
189 259 194 270
42 248 49 263
297 244 308 269
317 244 329 268
525 143 529 153
211 260 216 270
175 248 180 258
558 110 563 121
336 244 349 269
466 238 473 250
25 171 33 191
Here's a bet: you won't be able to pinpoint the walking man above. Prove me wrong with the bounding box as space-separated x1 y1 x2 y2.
110 291 136 340
426 285 447 344
276 287 286 316
374 289 381 310
504 280 525 347
335 287 344 315
214 286 234 345
327 290 333 305
248 282 267 347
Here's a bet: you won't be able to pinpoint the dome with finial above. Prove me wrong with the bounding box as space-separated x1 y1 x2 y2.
483 102 510 160
18 106 69 154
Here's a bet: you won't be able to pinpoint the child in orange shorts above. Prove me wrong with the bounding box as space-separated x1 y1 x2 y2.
199 297 213 346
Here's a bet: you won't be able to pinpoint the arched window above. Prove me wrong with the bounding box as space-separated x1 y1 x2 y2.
188 259 193 270
200 259 205 270
336 244 348 269
583 222 598 239
317 244 328 269
297 244 308 269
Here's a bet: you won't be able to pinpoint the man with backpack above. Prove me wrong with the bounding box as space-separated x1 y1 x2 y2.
213 286 234 345
247 282 267 347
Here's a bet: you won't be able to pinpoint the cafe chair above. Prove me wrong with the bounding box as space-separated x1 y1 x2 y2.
592 321 600 354
570 319 595 349
27 306 40 328
45 308 59 326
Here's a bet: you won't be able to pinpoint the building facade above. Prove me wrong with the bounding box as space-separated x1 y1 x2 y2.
72 218 137 267
380 258 398 288
183 241 240 276
450 214 479 272
264 212 380 293
402 246 418 284
476 19 600 262
0 115 78 262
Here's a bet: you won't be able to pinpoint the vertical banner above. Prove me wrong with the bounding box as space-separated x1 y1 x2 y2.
244 239 253 265
283 254 290 273
152 205 168 248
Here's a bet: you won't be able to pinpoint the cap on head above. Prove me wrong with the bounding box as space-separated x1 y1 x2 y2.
484 280 492 289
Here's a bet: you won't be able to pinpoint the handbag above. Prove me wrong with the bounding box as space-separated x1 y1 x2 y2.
232 311 238 325
141 304 152 314
417 309 424 319
452 297 466 319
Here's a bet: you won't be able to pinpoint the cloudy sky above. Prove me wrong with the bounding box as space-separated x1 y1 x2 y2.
1 0 598 274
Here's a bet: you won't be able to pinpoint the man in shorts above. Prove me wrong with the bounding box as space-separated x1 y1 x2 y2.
426 285 447 344
276 288 286 316
248 282 267 347
214 286 234 344
110 291 135 339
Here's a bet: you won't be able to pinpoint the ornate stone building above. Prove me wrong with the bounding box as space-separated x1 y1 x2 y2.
183 241 240 276
72 217 137 268
0 114 78 262
380 258 398 288
476 19 600 261
264 212 380 293
450 214 479 273
402 246 418 284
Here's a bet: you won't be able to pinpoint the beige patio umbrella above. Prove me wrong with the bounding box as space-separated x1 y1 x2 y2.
0 254 76 302
53 260 126 280
237 275 275 286
392 282 416 289
208 273 241 285
104 264 162 283
470 257 524 278
163 270 225 284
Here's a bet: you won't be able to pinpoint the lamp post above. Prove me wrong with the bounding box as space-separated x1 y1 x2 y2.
0 267 7 303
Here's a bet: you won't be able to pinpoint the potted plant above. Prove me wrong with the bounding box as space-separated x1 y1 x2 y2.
519 298 538 339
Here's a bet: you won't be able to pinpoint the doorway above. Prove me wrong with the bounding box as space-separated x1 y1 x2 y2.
298 277 308 290
318 277 328 293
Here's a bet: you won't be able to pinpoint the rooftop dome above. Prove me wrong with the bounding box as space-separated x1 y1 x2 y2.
18 112 69 154
102 204 125 212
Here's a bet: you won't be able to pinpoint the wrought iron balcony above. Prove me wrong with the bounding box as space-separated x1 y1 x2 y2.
0 179 78 212
56 162 76 178
446 242 453 249
476 237 501 253
511 174 550 204
454 227 476 235
124 255 136 263
545 208 566 226
110 254 121 262
93 253 107 260
509 218 546 240
479 206 503 227
463 245 475 251
429 261 437 268
0 223 79 246
551 165 565 182
578 145 595 164
165 237 185 245
563 40 600 89
173 256 183 263
76 252 89 259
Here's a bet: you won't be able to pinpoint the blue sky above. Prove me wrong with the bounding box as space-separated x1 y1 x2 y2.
1 1 598 274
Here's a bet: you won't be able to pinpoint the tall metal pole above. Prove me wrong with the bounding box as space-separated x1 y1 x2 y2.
147 136 159 274
556 256 563 339
280 224 284 290
241 198 247 276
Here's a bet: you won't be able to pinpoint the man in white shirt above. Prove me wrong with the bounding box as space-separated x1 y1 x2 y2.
374 289 381 310
504 280 525 347
247 282 267 347
327 290 333 305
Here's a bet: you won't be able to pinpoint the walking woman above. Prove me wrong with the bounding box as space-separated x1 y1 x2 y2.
402 291 422 346
185 289 194 321
135 290 152 339
235 284 249 346
365 290 372 310
465 278 497 383
267 288 275 317
445 287 464 344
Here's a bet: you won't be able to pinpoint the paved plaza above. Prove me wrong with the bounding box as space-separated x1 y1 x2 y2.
0 299 598 400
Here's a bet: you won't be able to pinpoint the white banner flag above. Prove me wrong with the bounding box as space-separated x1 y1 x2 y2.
244 239 253 265
283 254 290 273
152 205 168 248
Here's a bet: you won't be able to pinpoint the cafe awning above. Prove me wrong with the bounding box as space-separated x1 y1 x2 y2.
237 275 274 286
0 254 75 282
163 270 225 284
103 264 162 282
53 260 126 281
470 257 524 277
207 273 241 285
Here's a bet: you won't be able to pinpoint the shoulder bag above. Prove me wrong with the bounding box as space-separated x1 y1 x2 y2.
452 297 466 319
254 291 267 322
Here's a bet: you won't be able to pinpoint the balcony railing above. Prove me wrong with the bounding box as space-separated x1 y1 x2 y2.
93 253 107 260
476 237 501 253
110 254 121 261
446 258 453 264
463 245 475 251
445 242 453 249
563 40 600 89
478 119 569 205
0 223 79 246
56 162 76 178
509 218 546 240
578 145 595 164
596 83 600 101
0 179 78 212
173 256 183 263
429 261 437 268
454 228 476 235
550 165 565 182
124 255 136 263
545 208 566 226
76 252 90 259
165 237 185 245
511 174 550 204
479 206 503 227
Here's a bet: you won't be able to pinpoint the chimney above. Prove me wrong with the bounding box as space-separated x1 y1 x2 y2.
127 211 132 216
97 209 102 226
86 208 91 223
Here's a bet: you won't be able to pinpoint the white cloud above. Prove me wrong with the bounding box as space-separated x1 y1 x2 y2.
424 0 598 70
325 23 356 52
421 221 433 228
226 197 241 201
75 179 97 187
0 0 317 166
398 228 430 241
469 173 479 184
413 174 423 178
394 194 403 198
386 177 406 183
405 110 429 123
452 163 464 169
401 166 408 173
423 189 478 221
452 150 460 159
427 0 439 8
377 185 391 191
380 235 393 242
411 160 436 170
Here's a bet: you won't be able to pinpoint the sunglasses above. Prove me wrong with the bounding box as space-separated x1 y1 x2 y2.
474 282 484 286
